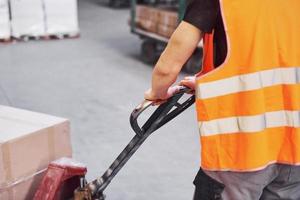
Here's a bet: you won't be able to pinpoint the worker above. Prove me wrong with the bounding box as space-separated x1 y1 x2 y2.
144 0 300 199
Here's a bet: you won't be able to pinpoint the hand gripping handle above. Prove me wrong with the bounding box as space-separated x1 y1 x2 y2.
130 86 195 137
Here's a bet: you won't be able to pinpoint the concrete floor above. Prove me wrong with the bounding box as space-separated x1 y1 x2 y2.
0 0 200 199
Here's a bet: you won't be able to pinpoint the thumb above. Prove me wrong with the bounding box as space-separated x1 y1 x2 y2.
166 86 182 98
180 80 195 89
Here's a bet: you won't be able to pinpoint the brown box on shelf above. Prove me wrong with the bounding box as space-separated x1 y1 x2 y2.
135 5 147 18
157 24 176 38
158 9 178 27
0 105 72 199
135 5 160 33
137 18 158 33
135 5 179 37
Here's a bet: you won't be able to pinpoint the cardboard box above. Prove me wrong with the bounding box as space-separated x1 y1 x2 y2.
136 5 155 19
157 24 176 38
10 0 45 38
156 9 178 38
0 170 45 200
0 105 72 199
135 5 178 37
137 18 158 33
158 9 178 27
44 0 79 35
135 5 160 33
0 0 10 39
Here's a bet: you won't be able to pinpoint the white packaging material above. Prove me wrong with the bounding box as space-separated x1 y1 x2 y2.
44 0 79 35
10 0 45 38
0 0 10 39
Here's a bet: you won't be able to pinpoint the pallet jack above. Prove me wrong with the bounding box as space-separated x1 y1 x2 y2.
34 86 195 200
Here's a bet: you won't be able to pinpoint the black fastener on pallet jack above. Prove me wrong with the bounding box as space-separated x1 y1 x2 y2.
74 86 195 200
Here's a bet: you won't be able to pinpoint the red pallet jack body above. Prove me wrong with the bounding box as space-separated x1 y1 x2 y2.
34 87 195 200
34 158 87 200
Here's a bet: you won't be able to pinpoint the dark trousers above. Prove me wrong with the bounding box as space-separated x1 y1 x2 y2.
193 165 300 200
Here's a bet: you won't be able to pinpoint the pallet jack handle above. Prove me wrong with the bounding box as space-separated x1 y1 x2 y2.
74 86 195 200
130 86 195 137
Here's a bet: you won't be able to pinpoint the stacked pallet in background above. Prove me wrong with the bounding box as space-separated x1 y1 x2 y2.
0 0 79 42
10 0 46 38
0 105 72 199
44 0 79 37
0 0 10 41
135 5 179 38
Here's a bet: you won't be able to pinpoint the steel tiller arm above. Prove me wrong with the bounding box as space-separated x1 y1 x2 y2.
74 86 195 200
131 86 195 137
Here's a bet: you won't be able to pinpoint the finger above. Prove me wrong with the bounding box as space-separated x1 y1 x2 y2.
144 94 157 101
179 79 189 85
170 85 182 94
180 80 191 86
181 82 194 90
153 99 167 106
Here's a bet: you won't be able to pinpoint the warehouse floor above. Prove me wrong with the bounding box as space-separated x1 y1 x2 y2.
0 0 200 199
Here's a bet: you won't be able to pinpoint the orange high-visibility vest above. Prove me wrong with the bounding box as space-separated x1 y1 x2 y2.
196 0 300 171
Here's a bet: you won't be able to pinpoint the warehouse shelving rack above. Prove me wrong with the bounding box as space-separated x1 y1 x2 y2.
130 0 202 73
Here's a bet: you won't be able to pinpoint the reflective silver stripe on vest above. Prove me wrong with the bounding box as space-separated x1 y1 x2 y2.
199 110 300 136
197 67 300 99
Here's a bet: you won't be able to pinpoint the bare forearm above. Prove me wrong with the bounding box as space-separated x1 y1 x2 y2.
150 22 202 99
151 40 185 98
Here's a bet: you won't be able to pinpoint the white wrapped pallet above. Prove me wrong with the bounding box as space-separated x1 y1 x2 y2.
10 0 45 38
0 0 10 40
44 0 79 36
